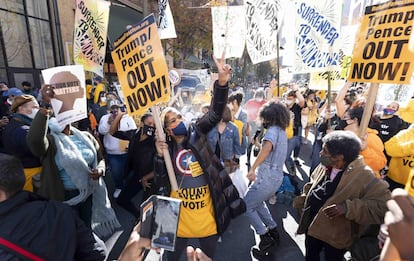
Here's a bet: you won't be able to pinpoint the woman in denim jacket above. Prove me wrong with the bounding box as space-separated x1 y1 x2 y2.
207 106 242 173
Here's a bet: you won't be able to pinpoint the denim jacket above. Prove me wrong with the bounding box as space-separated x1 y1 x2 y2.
207 121 242 161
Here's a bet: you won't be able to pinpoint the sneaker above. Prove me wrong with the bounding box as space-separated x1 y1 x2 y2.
113 189 122 199
268 194 277 205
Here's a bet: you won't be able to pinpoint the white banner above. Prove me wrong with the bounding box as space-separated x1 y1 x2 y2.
158 0 177 39
293 0 342 72
212 6 245 59
73 0 110 77
377 75 414 107
42 65 87 130
245 0 279 64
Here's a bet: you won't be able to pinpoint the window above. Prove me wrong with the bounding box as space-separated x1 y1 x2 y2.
29 18 55 68
0 10 32 67
26 0 49 19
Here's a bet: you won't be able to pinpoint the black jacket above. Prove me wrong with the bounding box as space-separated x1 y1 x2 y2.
0 191 106 260
154 81 246 235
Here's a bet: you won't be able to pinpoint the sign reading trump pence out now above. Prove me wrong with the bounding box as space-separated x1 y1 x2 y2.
111 14 170 116
348 0 414 84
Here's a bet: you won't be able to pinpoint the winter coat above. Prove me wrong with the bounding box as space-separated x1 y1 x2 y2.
154 81 246 235
295 157 390 249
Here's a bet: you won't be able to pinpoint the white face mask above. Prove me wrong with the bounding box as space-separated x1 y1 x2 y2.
256 98 264 102
27 108 39 119
285 100 293 106
100 97 107 103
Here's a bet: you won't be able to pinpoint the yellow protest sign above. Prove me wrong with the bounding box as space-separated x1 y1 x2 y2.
348 0 414 84
310 71 345 91
111 14 170 116
405 169 414 197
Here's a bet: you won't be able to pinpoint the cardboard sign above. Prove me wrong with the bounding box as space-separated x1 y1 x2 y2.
111 14 170 117
42 65 87 129
348 0 414 84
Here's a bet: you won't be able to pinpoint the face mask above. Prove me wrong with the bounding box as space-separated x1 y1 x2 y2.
256 98 264 102
172 121 187 136
142 124 155 137
285 100 293 106
100 97 107 103
27 108 39 119
383 108 396 115
262 122 270 129
320 154 333 167
335 119 348 130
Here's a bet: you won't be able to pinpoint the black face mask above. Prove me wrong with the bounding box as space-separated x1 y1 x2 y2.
335 119 348 130
142 124 155 137
262 122 270 129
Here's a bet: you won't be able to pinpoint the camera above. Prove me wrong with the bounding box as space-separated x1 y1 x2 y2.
120 105 126 112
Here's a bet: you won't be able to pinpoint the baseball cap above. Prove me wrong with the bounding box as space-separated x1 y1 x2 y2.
107 99 122 109
3 87 23 97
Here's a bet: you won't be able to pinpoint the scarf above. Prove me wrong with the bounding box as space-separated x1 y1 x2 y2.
11 113 33 126
50 124 121 239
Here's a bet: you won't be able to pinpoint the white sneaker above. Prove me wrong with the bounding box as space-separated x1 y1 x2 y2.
268 194 277 205
113 189 122 199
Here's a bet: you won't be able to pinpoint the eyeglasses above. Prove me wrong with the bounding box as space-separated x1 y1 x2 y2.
166 114 182 126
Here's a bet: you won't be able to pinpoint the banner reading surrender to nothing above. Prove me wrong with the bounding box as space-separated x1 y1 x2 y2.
111 14 170 117
73 0 110 77
348 0 414 84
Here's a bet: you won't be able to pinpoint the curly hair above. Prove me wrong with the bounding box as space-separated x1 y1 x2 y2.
322 130 361 163
259 101 290 129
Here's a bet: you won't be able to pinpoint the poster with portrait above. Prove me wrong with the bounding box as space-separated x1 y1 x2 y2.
42 65 87 129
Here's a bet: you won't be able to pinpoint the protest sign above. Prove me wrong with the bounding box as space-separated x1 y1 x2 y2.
111 14 170 117
294 0 342 72
212 6 245 59
348 0 414 84
245 0 279 64
42 65 87 129
73 0 110 77
158 0 177 39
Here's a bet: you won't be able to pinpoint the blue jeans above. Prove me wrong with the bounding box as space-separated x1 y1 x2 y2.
244 168 284 235
285 134 302 169
106 153 127 189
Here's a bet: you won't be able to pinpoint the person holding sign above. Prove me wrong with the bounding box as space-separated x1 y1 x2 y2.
27 85 120 239
154 54 246 260
342 106 387 178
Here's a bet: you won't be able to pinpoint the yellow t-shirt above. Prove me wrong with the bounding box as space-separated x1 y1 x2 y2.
170 147 217 238
171 185 217 238
233 118 244 145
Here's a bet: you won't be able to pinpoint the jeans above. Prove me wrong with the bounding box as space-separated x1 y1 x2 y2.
166 234 219 261
106 153 127 189
285 134 302 169
244 168 284 235
310 139 323 174
305 235 346 261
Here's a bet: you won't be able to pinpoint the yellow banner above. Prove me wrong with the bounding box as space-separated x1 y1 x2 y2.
111 14 170 117
348 0 414 84
73 0 110 77
310 71 345 91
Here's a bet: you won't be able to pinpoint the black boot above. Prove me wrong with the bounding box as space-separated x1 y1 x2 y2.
258 232 276 251
268 227 280 246
251 232 276 259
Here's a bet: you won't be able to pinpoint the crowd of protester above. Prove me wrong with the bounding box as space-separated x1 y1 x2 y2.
0 61 414 261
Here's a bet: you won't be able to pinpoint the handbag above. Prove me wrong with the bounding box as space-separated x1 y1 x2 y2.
229 168 248 198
